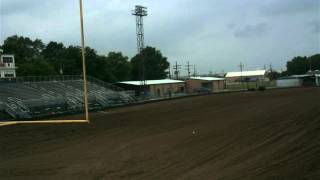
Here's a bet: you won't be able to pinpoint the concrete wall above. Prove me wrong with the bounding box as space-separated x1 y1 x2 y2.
213 80 225 92
226 75 266 83
186 79 225 93
150 83 185 97
276 78 302 88
0 69 16 78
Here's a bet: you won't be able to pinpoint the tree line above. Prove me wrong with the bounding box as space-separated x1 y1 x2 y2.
1 35 319 82
268 54 320 80
0 35 169 82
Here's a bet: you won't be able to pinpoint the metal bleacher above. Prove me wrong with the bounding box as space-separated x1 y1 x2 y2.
0 75 136 120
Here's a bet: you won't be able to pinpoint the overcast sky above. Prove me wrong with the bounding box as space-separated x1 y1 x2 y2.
0 0 319 74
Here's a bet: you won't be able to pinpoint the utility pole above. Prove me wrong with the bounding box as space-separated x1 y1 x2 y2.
168 64 172 79
173 61 181 79
269 64 273 72
185 61 194 78
193 65 197 76
239 62 244 88
309 58 312 72
239 62 244 81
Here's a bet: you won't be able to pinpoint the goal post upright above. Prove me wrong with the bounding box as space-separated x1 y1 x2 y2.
79 0 90 122
0 0 90 126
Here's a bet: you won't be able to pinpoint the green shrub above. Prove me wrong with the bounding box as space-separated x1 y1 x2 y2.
258 86 266 91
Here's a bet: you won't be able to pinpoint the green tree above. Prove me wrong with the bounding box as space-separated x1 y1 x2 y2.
42 41 66 74
2 35 45 64
62 46 83 75
17 57 57 76
308 54 320 71
131 46 169 80
286 54 320 75
267 71 281 80
1 35 135 83
106 52 131 82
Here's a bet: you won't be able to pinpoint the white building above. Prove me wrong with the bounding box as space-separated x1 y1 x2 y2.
0 54 17 79
225 70 267 83
315 74 320 86
117 79 185 97
186 77 225 93
276 74 319 88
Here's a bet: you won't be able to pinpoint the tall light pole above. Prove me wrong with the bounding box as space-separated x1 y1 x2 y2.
79 0 89 122
132 5 148 53
132 5 148 95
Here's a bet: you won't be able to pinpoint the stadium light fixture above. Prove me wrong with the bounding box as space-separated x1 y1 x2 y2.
0 0 89 126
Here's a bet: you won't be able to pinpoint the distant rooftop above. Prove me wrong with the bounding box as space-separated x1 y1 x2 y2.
190 76 225 81
277 74 317 80
119 79 184 86
226 70 266 78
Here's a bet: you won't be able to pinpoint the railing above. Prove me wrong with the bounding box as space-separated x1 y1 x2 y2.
16 75 125 91
17 75 83 83
87 76 124 91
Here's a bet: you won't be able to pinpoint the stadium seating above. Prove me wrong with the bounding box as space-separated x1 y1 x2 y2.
0 76 135 120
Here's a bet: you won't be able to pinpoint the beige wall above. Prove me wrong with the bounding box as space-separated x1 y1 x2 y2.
226 75 267 83
213 80 225 92
149 83 185 97
186 79 225 93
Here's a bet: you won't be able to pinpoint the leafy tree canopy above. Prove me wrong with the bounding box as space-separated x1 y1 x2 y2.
131 46 170 80
0 35 136 82
2 35 45 64
286 54 320 75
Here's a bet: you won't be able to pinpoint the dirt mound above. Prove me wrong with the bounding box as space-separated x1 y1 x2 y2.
1 88 319 180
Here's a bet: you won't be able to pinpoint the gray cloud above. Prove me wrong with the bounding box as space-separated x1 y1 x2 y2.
234 23 270 38
308 21 320 33
261 0 320 16
0 0 319 74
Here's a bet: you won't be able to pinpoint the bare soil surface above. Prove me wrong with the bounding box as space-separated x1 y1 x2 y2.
1 88 320 180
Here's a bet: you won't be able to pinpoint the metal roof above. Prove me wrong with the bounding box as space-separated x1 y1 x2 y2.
119 79 184 86
226 70 266 78
291 75 313 78
190 76 225 81
277 74 315 80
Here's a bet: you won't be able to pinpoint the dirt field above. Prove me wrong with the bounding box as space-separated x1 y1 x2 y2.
1 88 320 180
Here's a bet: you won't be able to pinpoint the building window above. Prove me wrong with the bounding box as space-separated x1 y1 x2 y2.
180 87 184 93
2 57 13 63
201 82 211 89
157 89 161 96
4 74 14 78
